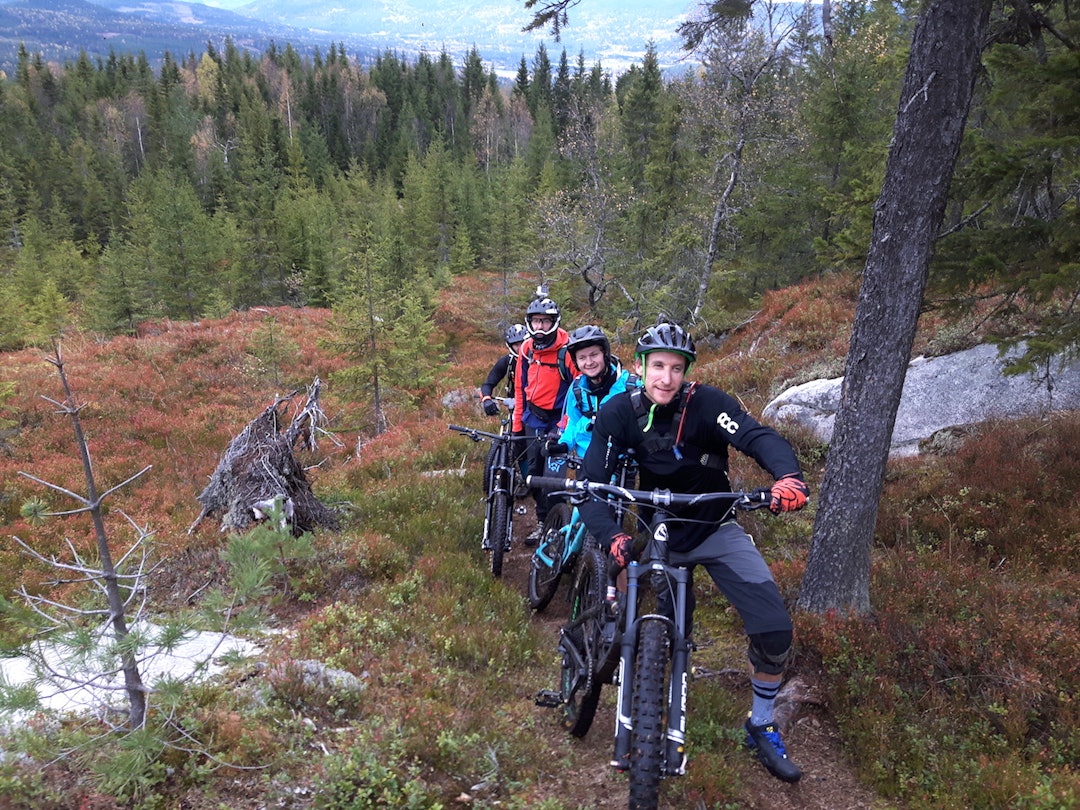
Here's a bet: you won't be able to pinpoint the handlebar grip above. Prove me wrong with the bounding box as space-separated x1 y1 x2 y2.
743 488 773 509
447 424 470 432
525 475 579 491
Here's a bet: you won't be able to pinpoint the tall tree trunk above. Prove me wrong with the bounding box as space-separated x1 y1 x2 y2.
366 261 388 435
798 1 992 615
693 132 744 323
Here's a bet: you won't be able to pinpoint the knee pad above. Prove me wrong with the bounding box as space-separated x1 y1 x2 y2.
748 630 792 675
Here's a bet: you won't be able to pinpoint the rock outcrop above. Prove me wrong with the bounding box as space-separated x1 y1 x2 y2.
763 343 1080 456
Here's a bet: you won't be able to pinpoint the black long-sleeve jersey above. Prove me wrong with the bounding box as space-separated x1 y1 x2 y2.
580 383 804 553
480 353 515 399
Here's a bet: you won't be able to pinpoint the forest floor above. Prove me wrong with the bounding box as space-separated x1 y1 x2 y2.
498 505 894 810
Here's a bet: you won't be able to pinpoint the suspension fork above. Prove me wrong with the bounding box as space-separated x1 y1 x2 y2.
665 565 692 775
488 441 513 502
611 561 640 769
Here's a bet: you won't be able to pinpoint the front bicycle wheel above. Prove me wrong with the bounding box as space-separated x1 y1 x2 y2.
488 490 509 577
486 447 511 578
528 502 572 611
561 546 607 738
629 617 670 810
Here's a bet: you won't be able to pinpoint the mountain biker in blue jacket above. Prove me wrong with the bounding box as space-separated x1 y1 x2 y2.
578 320 809 784
543 324 635 460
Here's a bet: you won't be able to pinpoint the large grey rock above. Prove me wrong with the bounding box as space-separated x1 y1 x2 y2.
763 343 1080 456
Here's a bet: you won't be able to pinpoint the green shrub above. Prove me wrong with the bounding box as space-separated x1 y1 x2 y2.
315 736 444 810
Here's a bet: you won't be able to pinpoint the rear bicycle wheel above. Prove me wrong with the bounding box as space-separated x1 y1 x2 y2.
628 617 670 810
561 547 607 738
528 503 572 611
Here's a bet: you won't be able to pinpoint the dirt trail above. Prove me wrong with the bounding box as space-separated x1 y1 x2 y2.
501 508 890 810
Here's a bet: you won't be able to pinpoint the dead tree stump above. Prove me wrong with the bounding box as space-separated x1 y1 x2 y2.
190 379 339 536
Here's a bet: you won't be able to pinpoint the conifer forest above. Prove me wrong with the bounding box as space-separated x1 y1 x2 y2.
1 3 1079 808
0 2 1076 362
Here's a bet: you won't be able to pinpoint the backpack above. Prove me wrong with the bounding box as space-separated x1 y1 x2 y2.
571 365 635 419
524 342 574 383
628 382 725 470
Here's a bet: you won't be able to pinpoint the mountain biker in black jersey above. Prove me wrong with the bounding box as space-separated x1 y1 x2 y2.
578 320 809 784
479 323 528 416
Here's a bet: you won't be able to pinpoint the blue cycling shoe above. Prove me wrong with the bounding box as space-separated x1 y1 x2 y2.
744 716 802 783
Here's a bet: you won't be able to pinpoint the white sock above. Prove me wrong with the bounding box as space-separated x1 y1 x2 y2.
750 676 781 727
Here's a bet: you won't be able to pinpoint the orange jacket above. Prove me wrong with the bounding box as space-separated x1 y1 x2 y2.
513 330 577 431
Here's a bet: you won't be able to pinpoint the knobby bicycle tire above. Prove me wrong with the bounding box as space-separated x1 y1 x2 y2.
528 502 572 611
562 546 607 738
486 443 512 577
629 617 670 810
488 490 508 577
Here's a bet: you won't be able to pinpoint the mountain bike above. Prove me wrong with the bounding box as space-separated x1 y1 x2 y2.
534 477 771 810
527 452 637 612
448 399 522 577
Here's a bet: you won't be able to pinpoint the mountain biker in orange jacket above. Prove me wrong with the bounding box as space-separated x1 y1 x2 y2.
513 294 577 544
578 320 809 784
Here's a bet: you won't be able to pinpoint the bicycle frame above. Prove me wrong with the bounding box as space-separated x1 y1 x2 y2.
533 507 588 573
448 413 522 577
529 454 637 610
531 477 770 808
612 529 692 776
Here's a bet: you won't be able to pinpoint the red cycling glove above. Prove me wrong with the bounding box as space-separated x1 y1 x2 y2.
770 474 809 514
609 533 635 568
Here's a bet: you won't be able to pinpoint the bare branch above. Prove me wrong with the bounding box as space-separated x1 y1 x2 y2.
97 466 153 502
17 472 89 504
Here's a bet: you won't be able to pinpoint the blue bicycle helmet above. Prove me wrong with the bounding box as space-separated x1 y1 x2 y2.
504 323 528 354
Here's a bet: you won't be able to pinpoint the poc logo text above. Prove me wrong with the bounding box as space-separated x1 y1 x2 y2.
716 412 739 435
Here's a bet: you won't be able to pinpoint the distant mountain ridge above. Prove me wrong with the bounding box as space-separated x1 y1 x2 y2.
0 0 366 72
0 0 697 77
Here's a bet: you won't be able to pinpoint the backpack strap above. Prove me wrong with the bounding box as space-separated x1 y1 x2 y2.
525 341 571 377
557 345 574 383
630 383 723 469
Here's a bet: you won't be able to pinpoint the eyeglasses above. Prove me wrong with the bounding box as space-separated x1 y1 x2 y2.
530 316 554 328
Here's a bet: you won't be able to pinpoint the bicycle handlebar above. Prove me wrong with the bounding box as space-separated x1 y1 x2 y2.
525 475 772 510
448 424 509 442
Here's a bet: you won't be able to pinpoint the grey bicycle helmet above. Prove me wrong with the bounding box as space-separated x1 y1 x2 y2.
566 324 611 365
525 296 561 340
635 321 696 363
504 323 528 354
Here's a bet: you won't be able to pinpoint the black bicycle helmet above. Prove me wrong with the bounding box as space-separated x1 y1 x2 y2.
504 323 528 354
635 321 696 363
525 296 561 340
566 324 611 365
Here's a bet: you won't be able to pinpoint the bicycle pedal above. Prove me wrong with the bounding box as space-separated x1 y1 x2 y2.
534 689 563 708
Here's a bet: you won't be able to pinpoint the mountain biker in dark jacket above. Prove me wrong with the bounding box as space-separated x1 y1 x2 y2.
479 323 528 416
579 321 809 784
